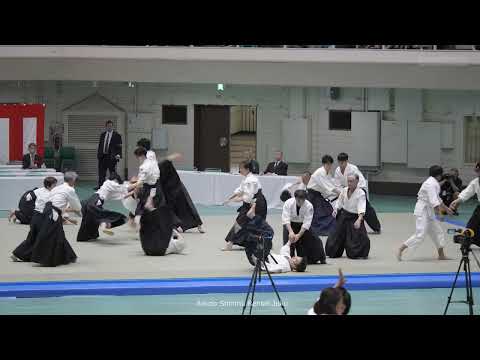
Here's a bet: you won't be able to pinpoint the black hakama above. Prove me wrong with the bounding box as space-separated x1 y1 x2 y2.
158 160 203 231
361 189 381 233
30 203 77 267
76 193 127 242
135 183 160 216
14 189 37 224
12 211 44 261
139 205 174 256
282 222 326 264
225 189 268 247
325 209 370 259
465 205 480 248
307 189 336 236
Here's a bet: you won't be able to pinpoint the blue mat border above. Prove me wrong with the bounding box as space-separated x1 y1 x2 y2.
1 272 479 298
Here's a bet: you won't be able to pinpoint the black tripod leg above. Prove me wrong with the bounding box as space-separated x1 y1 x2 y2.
465 259 474 315
249 264 260 315
262 261 288 315
242 262 259 315
444 258 464 315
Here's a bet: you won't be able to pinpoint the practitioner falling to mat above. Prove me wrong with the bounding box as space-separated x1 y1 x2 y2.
140 193 186 256
326 174 371 259
279 171 311 203
11 172 81 267
136 138 205 234
334 152 381 234
76 173 129 242
397 165 454 261
223 160 267 251
8 177 58 224
282 190 327 265
307 155 342 237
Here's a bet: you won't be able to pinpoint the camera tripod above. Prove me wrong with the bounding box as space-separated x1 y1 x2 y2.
444 241 480 315
242 235 287 315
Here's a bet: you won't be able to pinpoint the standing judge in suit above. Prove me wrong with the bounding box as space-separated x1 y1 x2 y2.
96 120 122 190
263 150 288 176
22 143 43 169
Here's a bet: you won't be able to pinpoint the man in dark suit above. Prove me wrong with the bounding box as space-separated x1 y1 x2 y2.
263 150 288 176
96 120 122 190
22 143 43 169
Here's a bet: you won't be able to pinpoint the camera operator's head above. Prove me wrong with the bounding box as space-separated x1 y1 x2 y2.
289 256 307 272
429 165 444 182
294 190 307 207
313 287 346 315
450 168 459 179
239 160 251 176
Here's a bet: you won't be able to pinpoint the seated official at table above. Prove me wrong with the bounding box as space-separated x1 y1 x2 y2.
263 150 288 176
22 143 43 169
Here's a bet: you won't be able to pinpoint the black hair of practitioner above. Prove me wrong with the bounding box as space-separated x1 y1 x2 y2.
137 138 151 151
134 147 147 157
296 257 308 272
44 177 58 188
108 172 124 184
294 189 307 200
337 153 349 162
239 160 250 171
338 287 351 315
313 287 343 315
322 155 334 164
429 165 443 178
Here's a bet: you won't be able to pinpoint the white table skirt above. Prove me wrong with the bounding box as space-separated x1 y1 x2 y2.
0 175 64 210
177 171 300 209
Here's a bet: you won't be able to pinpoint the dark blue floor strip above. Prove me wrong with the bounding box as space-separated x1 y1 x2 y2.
1 272 479 298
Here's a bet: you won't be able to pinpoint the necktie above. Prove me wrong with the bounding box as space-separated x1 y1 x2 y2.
31 154 34 167
104 132 111 154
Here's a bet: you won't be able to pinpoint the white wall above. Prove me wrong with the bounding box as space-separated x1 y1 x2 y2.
2 80 480 184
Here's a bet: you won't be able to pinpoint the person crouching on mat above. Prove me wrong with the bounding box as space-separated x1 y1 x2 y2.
140 194 185 256
8 177 58 224
282 190 327 265
449 162 480 248
397 165 454 261
11 172 81 267
279 171 311 203
76 173 129 242
326 174 370 260
335 152 381 234
308 269 351 315
223 160 267 251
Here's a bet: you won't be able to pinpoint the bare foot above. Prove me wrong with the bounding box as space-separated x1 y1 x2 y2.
8 211 16 223
100 223 114 236
10 254 22 262
222 242 234 251
396 247 405 262
177 227 184 233
438 248 449 260
198 225 205 233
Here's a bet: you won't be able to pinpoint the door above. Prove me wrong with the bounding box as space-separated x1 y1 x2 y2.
64 112 126 180
194 105 230 172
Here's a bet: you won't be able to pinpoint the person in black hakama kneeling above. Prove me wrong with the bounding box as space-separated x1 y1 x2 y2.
8 177 58 225
76 173 129 242
11 172 81 267
223 160 267 251
135 138 205 234
326 174 370 260
282 190 327 265
307 155 342 237
140 193 186 256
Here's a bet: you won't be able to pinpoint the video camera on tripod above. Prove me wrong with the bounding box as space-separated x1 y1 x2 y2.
447 228 475 246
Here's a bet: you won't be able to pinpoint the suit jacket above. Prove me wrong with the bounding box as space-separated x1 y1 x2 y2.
22 154 43 169
265 161 288 176
97 131 122 160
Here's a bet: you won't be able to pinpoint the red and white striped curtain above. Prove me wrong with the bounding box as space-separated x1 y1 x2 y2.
0 104 45 164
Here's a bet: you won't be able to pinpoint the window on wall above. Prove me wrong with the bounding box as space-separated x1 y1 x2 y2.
464 115 480 164
329 110 351 131
162 105 187 125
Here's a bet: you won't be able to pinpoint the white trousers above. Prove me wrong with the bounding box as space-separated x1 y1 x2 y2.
165 233 186 255
404 214 445 250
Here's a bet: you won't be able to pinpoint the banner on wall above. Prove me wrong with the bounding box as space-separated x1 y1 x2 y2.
0 104 45 164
